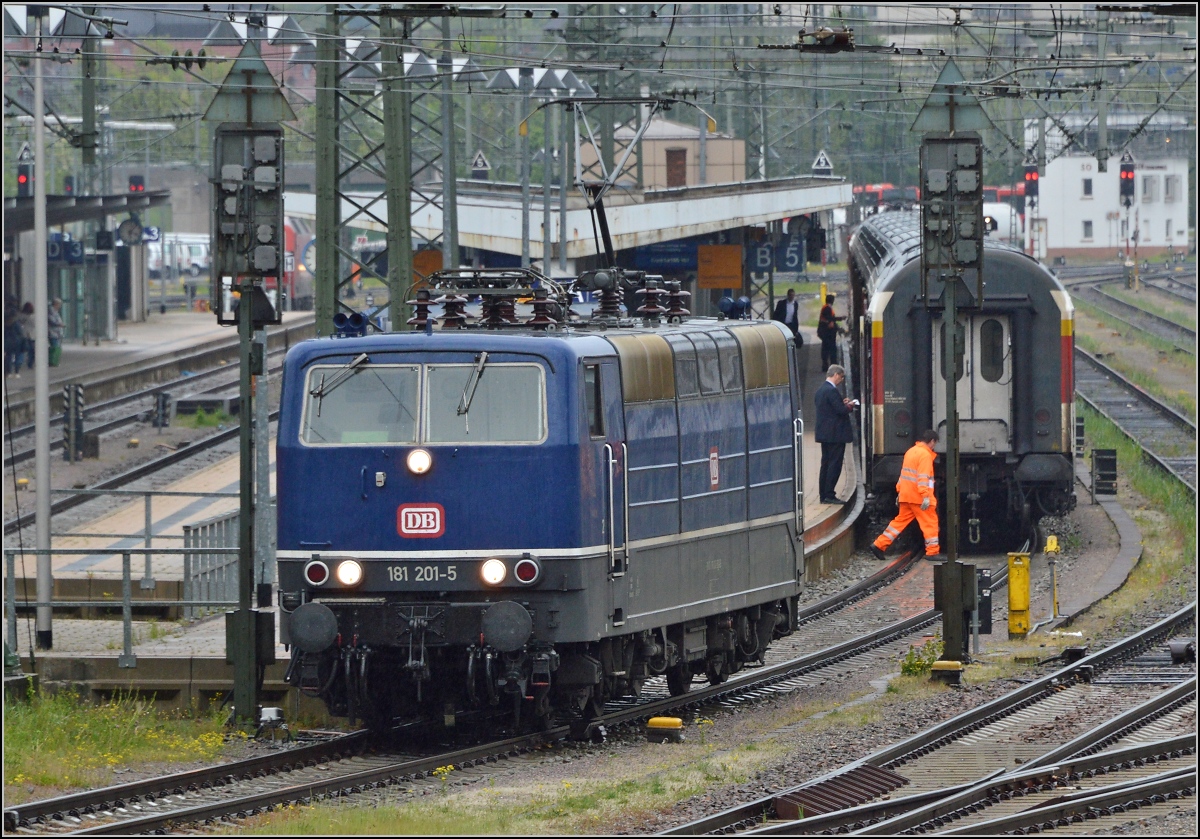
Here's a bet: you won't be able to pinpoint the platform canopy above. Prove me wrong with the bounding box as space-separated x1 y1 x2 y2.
3 190 171 234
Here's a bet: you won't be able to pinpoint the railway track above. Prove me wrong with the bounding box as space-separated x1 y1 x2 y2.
1071 283 1196 355
1074 347 1196 493
664 602 1197 835
7 547 1006 834
1143 275 1198 305
2 409 280 537
2 352 285 471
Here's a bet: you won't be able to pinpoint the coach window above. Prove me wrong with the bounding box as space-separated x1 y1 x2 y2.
689 332 722 396
939 321 963 382
712 331 744 392
584 363 605 437
979 319 1005 383
666 334 699 398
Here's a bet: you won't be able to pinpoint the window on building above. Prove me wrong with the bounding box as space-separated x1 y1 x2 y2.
1166 220 1173 241
1082 220 1094 240
1141 175 1158 203
665 148 688 188
1121 219 1128 238
1082 178 1093 197
1164 175 1180 203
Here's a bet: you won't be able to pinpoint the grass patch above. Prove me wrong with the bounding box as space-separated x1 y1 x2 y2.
4 689 231 803
1074 304 1196 422
1077 400 1196 553
233 742 773 836
196 407 232 427
1104 285 1196 331
1070 402 1196 623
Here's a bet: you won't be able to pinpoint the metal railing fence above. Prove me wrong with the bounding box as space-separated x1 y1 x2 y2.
5 547 240 668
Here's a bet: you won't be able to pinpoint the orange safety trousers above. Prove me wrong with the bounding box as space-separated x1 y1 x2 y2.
874 501 940 556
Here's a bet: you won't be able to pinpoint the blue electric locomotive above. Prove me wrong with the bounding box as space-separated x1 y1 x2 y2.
277 275 805 729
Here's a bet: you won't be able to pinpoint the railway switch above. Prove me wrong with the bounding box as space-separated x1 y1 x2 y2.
1008 553 1031 638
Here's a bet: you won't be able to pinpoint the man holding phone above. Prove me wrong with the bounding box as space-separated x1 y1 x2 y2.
814 364 856 504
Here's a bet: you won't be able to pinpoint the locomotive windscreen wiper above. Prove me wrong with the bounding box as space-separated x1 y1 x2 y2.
310 353 369 416
457 351 489 416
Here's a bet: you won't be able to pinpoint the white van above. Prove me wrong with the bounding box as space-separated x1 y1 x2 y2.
148 233 211 278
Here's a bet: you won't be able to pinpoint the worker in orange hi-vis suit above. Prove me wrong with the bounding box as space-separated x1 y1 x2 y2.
870 429 942 560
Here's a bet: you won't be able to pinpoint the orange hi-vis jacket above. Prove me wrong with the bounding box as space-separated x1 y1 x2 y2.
896 441 937 506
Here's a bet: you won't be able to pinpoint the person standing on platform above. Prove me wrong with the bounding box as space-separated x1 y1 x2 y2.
817 294 845 371
18 301 35 372
814 363 856 504
47 297 64 367
4 296 23 378
871 429 941 560
772 288 802 345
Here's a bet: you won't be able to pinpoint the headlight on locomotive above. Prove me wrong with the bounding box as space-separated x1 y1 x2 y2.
406 448 433 475
335 559 364 587
481 558 507 585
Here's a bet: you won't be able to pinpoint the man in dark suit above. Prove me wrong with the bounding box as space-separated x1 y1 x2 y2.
814 363 856 504
771 288 801 344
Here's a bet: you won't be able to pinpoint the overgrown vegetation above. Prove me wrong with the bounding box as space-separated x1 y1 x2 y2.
898 632 944 676
1073 300 1197 421
175 407 234 429
1076 400 1196 564
1103 284 1196 332
4 689 230 803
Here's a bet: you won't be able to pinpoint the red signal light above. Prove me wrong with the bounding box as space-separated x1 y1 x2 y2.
17 174 28 184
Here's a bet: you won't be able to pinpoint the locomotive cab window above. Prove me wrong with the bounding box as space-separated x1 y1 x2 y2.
301 364 420 445
426 362 545 444
583 363 604 438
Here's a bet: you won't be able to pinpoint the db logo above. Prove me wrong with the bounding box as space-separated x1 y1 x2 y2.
397 503 445 538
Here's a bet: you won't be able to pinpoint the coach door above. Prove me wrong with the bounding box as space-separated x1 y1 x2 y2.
584 360 627 578
932 314 1012 453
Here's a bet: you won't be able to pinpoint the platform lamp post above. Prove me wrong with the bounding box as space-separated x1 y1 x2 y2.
30 5 53 650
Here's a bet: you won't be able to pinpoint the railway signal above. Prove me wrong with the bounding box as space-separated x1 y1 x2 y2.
63 175 75 195
17 163 33 196
128 174 145 193
1023 164 1038 199
62 384 84 463
1119 159 1136 207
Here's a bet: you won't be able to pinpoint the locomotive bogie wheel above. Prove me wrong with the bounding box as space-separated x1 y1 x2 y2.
706 656 728 686
666 663 692 696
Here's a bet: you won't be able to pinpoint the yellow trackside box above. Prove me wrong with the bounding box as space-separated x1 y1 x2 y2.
1008 552 1031 638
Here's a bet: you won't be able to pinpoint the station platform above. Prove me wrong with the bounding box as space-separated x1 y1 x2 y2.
0 309 315 428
